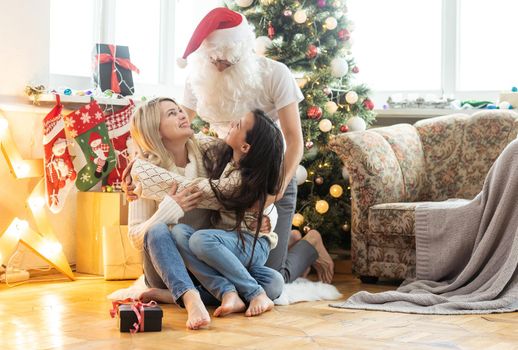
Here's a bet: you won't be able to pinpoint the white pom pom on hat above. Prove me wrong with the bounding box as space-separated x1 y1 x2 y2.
176 7 251 69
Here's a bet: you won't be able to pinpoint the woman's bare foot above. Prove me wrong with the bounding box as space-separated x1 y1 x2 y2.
182 290 211 330
245 292 274 317
213 291 246 317
139 288 175 304
303 230 335 284
288 229 302 249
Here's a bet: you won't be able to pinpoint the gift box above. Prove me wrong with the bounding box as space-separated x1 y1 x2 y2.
103 225 142 280
93 43 139 96
111 299 163 333
76 192 129 275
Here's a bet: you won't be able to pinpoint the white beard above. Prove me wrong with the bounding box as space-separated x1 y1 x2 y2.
188 50 262 135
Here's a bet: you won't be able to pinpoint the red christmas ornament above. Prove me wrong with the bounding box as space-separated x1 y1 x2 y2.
363 98 375 111
340 124 349 132
352 66 360 74
306 106 323 119
305 141 314 149
306 44 319 59
338 29 351 41
268 21 275 39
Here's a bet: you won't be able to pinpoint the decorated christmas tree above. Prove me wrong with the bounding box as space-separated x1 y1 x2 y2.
227 0 376 250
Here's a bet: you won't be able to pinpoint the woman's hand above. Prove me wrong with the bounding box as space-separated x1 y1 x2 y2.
169 182 203 212
122 159 138 201
249 214 272 233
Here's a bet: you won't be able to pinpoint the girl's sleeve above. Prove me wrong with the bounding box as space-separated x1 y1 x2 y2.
131 158 241 210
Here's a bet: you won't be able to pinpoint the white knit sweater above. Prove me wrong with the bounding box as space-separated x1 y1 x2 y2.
127 137 212 251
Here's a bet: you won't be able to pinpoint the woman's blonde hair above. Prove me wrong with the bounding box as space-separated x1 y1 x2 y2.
129 97 177 170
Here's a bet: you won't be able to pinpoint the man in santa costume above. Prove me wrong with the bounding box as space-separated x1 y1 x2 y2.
177 7 334 284
89 132 110 178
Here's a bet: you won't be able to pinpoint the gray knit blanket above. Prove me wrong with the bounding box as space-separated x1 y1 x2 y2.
331 139 518 315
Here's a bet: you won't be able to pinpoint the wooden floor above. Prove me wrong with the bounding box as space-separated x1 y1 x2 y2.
1 264 517 350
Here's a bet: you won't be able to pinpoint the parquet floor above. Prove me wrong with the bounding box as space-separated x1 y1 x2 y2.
1 263 517 350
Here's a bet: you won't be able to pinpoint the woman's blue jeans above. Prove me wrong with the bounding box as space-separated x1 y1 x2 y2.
142 223 219 306
171 224 284 303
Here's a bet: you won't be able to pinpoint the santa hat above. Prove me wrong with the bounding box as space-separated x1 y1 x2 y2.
177 7 252 68
89 132 102 145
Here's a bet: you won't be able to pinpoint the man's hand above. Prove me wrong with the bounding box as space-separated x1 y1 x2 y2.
169 182 203 212
122 159 138 201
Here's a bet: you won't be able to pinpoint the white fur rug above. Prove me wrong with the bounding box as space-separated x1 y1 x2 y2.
107 275 342 306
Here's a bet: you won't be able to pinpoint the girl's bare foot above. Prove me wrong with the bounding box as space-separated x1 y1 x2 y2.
139 288 175 304
245 292 274 317
182 290 211 330
213 291 246 317
303 230 335 284
302 266 311 279
288 229 302 249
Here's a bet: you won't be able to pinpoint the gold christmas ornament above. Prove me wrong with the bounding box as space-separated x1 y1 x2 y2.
292 213 305 227
345 90 359 104
318 118 333 132
315 176 324 185
315 200 329 214
236 0 254 7
297 77 309 88
325 16 338 30
294 9 307 23
324 101 338 114
329 184 344 198
303 226 311 234
342 222 350 231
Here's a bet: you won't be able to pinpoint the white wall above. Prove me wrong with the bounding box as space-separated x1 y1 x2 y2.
0 0 50 97
0 0 78 270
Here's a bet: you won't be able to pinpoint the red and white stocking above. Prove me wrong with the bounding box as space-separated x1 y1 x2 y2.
105 100 135 189
43 95 77 213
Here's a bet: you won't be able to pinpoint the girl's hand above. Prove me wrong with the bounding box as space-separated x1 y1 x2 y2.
168 182 203 212
122 159 138 201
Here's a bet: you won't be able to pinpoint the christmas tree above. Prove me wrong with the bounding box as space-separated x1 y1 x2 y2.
227 0 376 250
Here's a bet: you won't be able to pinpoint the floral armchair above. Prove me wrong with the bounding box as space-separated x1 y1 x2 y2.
329 110 518 283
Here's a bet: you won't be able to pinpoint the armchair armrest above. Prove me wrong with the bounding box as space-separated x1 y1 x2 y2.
329 131 406 235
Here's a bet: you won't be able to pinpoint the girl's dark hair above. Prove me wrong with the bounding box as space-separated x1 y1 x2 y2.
203 109 285 265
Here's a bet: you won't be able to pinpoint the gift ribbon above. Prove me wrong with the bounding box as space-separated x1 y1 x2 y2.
95 45 140 94
109 298 157 333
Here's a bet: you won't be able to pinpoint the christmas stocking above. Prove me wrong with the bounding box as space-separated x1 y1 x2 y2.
105 100 135 189
64 101 116 191
43 95 77 213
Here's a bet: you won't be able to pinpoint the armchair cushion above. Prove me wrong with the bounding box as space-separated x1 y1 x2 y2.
368 202 419 236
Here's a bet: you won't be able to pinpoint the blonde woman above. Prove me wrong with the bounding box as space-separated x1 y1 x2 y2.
128 97 216 330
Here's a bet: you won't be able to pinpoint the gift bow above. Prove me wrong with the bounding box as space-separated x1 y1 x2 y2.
95 45 140 94
110 298 157 334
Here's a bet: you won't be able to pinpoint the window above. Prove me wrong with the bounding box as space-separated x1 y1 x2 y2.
49 1 95 78
458 0 518 91
348 0 442 92
49 0 222 95
347 0 515 107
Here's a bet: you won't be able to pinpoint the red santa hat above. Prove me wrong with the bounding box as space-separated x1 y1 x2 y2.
177 7 252 68
89 132 102 145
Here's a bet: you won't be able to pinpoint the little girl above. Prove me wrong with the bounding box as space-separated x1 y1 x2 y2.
132 109 285 317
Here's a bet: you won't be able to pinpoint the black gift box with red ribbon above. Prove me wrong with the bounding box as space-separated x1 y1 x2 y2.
93 44 140 96
111 299 163 333
119 304 162 332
